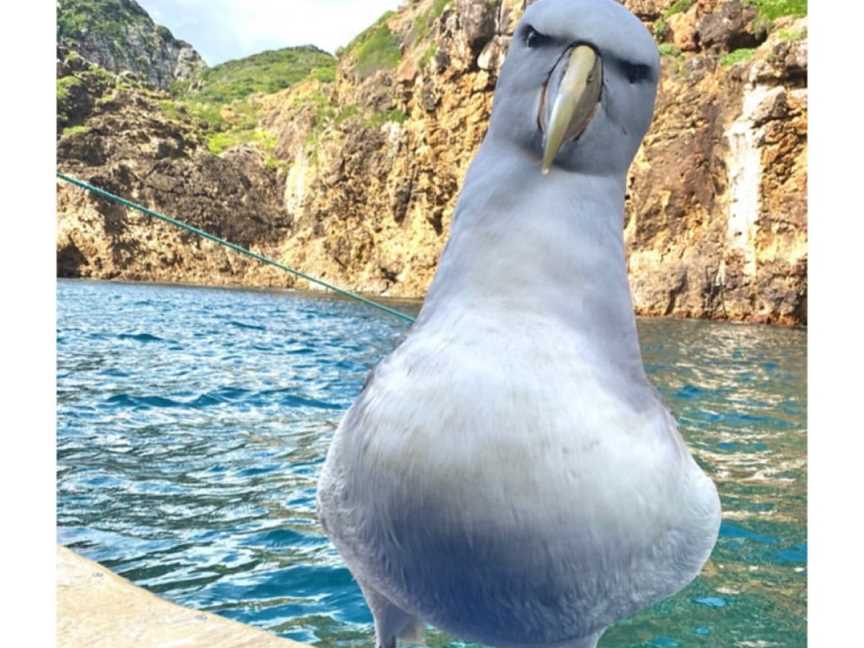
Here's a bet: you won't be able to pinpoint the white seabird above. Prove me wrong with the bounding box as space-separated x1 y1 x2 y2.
317 1 722 647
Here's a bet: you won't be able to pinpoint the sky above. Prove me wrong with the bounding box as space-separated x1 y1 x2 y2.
138 0 404 66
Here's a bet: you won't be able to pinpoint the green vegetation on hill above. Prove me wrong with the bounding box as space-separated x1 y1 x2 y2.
159 95 281 163
412 0 450 44
309 66 336 83
57 50 122 128
57 0 150 41
420 43 438 69
286 81 409 163
655 0 806 41
666 0 696 17
58 0 205 91
163 46 336 164
746 0 807 22
341 11 394 54
342 11 402 79
720 47 757 67
61 124 91 139
776 25 806 42
184 46 336 104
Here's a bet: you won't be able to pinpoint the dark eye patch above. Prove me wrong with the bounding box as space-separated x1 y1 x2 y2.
523 25 552 49
621 61 653 84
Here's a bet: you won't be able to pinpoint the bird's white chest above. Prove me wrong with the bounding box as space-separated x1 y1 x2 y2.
318 321 720 644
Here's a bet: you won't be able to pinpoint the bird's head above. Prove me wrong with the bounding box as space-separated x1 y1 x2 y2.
488 0 660 178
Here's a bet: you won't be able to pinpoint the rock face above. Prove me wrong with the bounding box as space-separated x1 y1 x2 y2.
57 0 206 90
256 0 806 325
56 49 292 289
57 0 808 326
624 11 807 325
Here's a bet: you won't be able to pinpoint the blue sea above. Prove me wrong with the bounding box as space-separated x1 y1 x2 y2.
56 279 807 647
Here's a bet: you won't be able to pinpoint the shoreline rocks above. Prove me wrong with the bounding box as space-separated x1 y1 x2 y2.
57 1 807 327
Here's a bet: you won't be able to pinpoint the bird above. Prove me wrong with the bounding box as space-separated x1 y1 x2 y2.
316 0 722 647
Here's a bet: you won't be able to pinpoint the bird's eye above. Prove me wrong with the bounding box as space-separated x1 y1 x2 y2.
622 61 652 84
524 26 550 49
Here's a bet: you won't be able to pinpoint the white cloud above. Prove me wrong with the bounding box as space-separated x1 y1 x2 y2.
138 0 406 66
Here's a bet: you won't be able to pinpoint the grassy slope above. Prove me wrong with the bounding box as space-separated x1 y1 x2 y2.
339 10 403 79
58 1 336 161
747 0 807 21
165 47 336 159
57 0 152 41
181 46 336 103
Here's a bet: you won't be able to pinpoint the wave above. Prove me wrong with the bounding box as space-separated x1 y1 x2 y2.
227 320 266 332
116 333 168 343
104 386 343 412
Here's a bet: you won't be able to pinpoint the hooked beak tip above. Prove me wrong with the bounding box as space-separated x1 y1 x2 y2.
540 44 602 175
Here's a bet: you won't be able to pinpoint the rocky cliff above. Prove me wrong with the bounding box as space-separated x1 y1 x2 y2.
57 0 808 326
57 0 206 90
56 48 292 288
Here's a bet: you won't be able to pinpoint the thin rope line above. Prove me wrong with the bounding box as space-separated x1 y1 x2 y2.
56 172 416 324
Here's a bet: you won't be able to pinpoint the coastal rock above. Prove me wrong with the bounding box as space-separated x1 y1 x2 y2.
253 1 807 325
56 57 291 289
623 0 665 21
698 0 765 52
455 0 499 59
56 0 808 326
668 6 700 52
57 0 206 90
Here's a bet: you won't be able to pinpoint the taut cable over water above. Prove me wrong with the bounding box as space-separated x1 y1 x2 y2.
55 171 416 325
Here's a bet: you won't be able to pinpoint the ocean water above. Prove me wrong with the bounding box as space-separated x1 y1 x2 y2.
56 279 807 647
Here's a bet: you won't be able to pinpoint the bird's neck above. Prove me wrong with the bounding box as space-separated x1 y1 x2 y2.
417 141 646 381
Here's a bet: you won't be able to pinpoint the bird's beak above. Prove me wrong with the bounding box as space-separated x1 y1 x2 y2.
540 45 603 175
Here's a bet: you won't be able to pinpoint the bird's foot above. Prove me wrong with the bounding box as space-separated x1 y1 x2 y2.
357 578 425 648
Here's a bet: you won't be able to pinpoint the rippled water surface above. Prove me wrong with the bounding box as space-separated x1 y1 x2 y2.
57 279 806 647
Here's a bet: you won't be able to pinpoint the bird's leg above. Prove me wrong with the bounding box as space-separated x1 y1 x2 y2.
356 577 426 648
557 629 606 648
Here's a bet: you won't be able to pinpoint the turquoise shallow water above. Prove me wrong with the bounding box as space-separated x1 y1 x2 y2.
56 279 806 647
